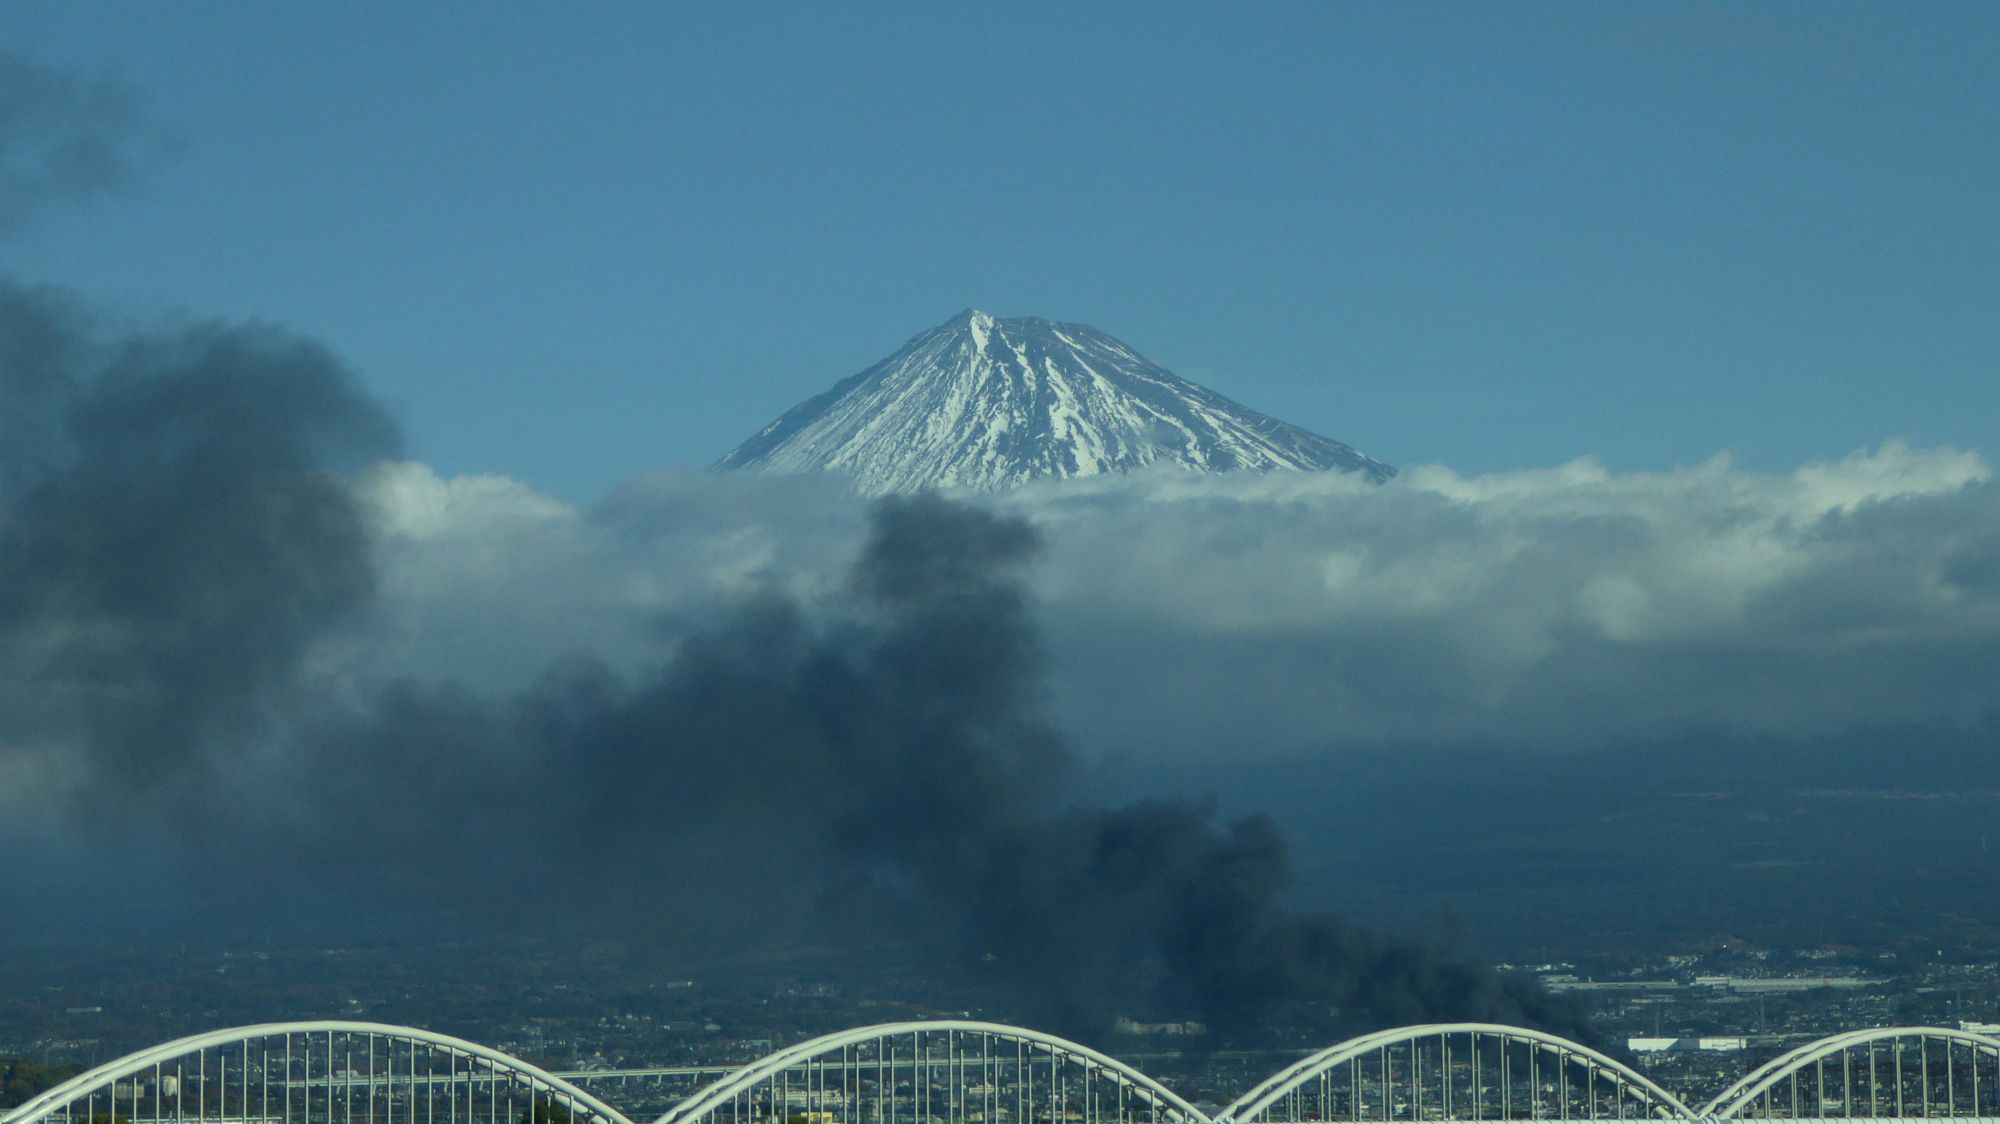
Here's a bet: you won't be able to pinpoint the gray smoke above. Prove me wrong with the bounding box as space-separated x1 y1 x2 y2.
257 494 1578 1041
0 279 400 815
0 53 167 232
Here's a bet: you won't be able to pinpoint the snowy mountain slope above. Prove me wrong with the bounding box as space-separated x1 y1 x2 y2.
715 310 1395 494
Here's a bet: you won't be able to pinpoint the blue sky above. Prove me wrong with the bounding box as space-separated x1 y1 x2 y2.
5 1 1996 502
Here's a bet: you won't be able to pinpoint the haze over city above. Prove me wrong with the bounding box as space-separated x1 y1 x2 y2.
2 6 1999 1121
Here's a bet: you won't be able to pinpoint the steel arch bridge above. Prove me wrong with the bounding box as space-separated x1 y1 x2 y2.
9 1020 2000 1124
0 1022 628 1124
648 1021 1204 1124
1697 1025 2000 1119
1214 1022 1694 1123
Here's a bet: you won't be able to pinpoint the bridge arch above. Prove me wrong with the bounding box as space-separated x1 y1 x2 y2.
650 1021 1206 1124
1216 1023 1693 1123
1700 1025 2000 1118
0 1021 632 1124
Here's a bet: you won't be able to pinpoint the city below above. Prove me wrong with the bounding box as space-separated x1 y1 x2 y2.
7 935 2000 1123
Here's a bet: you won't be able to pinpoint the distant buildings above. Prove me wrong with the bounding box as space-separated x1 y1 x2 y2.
1626 1036 1748 1053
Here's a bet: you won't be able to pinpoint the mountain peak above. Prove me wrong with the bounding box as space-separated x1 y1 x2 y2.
716 311 1394 494
940 309 1064 351
953 308 997 350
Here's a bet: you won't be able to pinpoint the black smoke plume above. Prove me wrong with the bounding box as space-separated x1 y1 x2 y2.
265 495 1580 1041
0 279 400 815
0 52 168 231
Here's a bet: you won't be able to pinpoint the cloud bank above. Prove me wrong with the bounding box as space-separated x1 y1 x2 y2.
1011 447 1998 757
304 442 2000 770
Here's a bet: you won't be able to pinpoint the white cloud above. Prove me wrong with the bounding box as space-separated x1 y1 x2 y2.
331 446 2000 761
998 445 1999 754
312 464 868 690
365 460 577 542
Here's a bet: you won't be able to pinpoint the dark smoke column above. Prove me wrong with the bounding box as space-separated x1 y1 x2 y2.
431 492 1590 1044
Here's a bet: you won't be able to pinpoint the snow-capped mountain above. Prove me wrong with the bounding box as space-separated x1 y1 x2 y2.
715 310 1395 494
